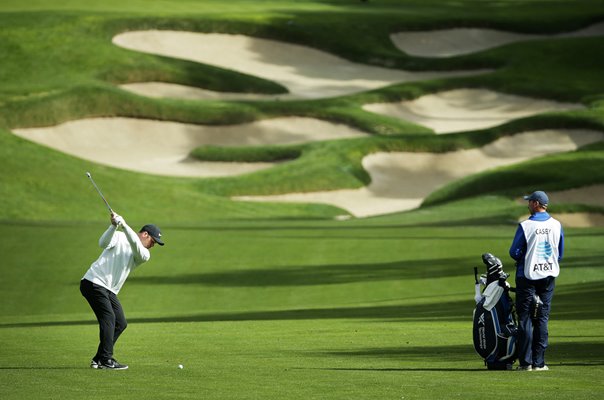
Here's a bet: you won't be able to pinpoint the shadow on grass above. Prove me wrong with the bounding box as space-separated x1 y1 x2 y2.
130 250 603 289
2 275 602 329
0 299 475 328
316 343 478 362
4 281 603 329
554 280 604 320
316 341 604 365
0 366 82 370
294 367 488 372
561 254 604 268
130 256 478 287
172 221 514 235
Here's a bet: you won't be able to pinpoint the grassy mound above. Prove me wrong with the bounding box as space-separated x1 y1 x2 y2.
2 6 604 214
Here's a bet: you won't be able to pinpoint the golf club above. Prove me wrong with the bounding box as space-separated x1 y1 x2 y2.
86 172 113 213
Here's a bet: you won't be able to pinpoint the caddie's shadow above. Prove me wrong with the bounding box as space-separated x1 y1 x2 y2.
311 341 604 367
293 367 488 372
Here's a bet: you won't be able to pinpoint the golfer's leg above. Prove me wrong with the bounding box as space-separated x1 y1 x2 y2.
532 277 555 368
109 293 128 345
80 280 117 361
515 277 535 367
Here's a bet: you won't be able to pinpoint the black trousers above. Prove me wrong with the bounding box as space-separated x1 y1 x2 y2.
80 279 128 362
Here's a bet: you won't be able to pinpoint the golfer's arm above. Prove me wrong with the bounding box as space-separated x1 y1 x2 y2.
99 225 118 248
122 223 151 264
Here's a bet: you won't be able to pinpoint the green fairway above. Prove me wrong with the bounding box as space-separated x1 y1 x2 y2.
1 0 604 398
1 220 603 399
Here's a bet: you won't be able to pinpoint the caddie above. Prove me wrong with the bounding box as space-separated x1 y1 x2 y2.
509 190 564 371
80 212 164 370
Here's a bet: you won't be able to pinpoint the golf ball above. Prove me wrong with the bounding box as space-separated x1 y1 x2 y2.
178 364 184 369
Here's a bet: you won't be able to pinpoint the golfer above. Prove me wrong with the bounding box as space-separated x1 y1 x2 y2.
80 212 164 370
509 190 564 371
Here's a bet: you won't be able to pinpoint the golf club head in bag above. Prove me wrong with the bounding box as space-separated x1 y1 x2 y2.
482 252 510 288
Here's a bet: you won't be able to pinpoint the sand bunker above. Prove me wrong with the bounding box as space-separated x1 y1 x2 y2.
12 117 367 177
234 130 604 217
362 89 584 134
113 30 491 100
549 184 604 208
555 213 604 228
12 29 601 220
391 21 604 58
518 185 604 227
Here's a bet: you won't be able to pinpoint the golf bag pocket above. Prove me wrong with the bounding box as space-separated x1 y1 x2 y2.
473 286 517 370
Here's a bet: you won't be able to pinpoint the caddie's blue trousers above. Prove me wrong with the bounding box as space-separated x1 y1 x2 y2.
515 276 555 368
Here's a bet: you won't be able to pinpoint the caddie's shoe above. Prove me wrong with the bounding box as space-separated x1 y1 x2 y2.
99 358 128 370
516 365 533 371
533 365 549 371
90 358 100 369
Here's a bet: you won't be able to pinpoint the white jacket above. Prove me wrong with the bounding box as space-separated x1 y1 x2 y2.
82 223 150 294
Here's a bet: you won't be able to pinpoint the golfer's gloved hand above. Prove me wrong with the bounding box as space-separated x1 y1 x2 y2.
111 212 125 227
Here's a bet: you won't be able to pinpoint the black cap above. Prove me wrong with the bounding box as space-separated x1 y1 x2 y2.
141 224 164 246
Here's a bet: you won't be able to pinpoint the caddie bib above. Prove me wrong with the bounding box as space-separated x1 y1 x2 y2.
521 217 561 280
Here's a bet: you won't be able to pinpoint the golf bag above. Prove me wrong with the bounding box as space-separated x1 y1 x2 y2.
472 253 518 370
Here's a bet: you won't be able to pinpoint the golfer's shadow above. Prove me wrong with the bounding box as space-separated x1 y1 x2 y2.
0 366 82 370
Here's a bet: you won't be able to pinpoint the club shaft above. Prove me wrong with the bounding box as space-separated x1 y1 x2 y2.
87 173 113 212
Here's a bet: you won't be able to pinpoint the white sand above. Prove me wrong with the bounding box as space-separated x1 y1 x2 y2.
391 21 604 58
113 30 491 100
555 213 604 228
12 117 367 177
550 184 604 207
546 186 604 226
362 89 584 133
234 130 604 217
